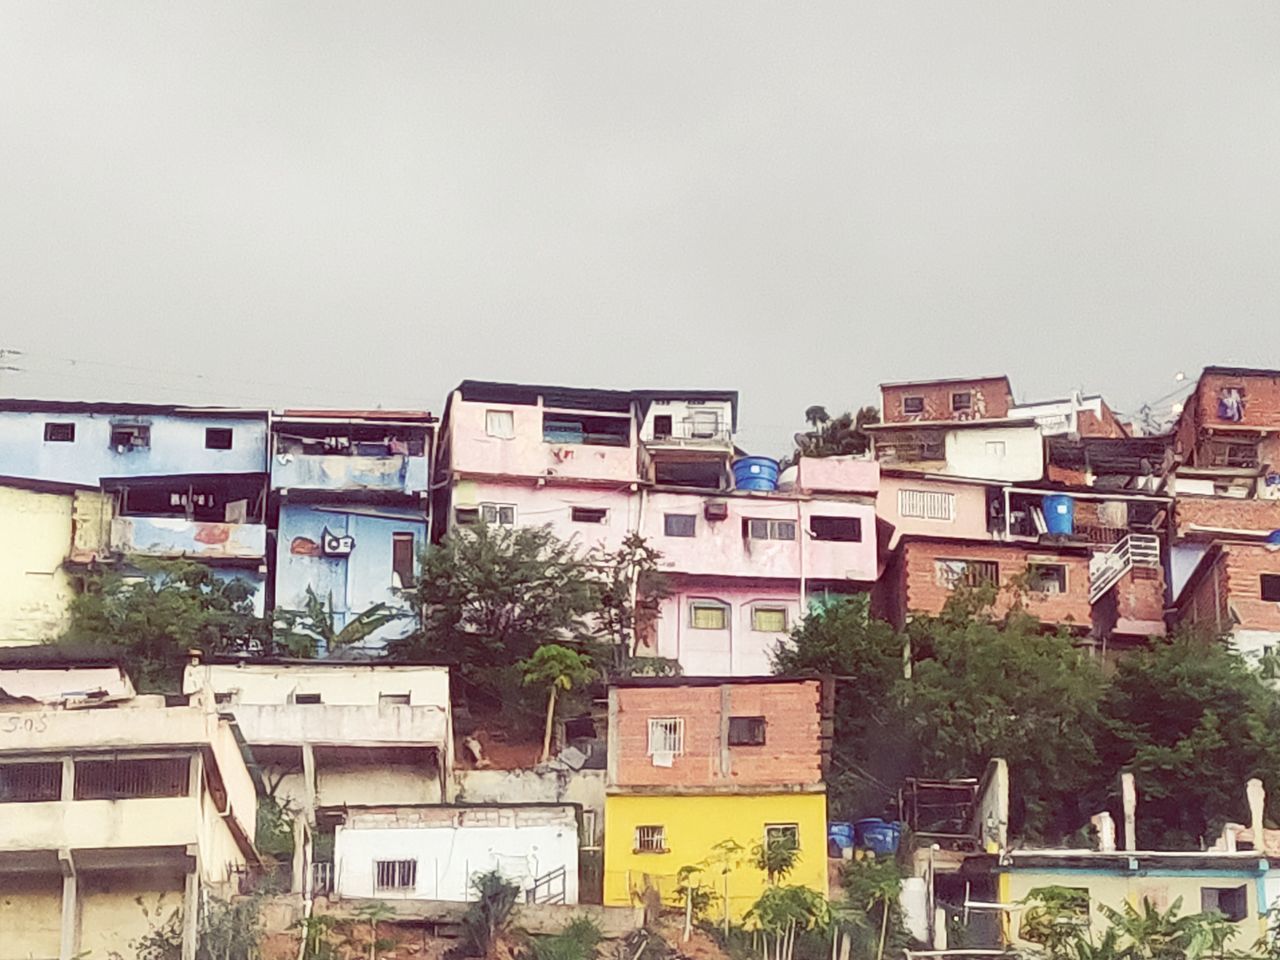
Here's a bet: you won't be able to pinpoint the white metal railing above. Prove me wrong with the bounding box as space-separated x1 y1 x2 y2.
312 861 334 895
646 417 732 446
1089 534 1160 603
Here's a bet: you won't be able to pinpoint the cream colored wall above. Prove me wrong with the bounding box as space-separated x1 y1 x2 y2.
0 877 61 960
79 876 184 960
0 665 134 701
184 661 450 708
318 762 443 807
944 426 1045 482
0 796 202 851
0 484 76 643
208 712 259 848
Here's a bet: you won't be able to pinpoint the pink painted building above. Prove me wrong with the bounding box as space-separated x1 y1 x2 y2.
434 381 879 676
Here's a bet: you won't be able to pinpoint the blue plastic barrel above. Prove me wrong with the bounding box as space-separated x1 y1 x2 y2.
1043 494 1075 535
828 822 855 853
732 456 780 491
854 818 902 855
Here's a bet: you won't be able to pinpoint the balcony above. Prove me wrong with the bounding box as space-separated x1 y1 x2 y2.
110 515 267 560
272 453 428 496
0 796 200 853
222 702 449 747
642 417 734 451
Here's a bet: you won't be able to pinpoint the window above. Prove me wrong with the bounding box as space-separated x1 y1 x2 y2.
951 392 972 413
392 532 415 588
1262 574 1280 602
765 824 799 851
571 506 608 524
109 423 150 450
751 606 788 632
635 825 667 853
664 513 696 537
480 503 516 526
380 693 411 707
0 762 62 802
653 415 673 439
214 692 233 704
690 601 728 630
985 441 1007 457
1026 563 1067 595
647 718 685 756
582 809 599 844
294 693 323 704
810 516 862 542
485 409 515 439
935 559 1000 589
1201 885 1247 922
898 489 956 521
902 396 925 415
375 859 417 892
1202 438 1260 469
542 414 630 447
43 422 75 442
454 506 480 526
74 757 188 799
204 427 233 450
728 716 767 746
689 409 720 438
744 519 797 541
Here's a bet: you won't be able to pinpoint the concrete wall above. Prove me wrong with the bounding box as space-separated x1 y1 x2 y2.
652 580 801 676
0 664 134 701
603 791 827 920
110 515 267 560
943 425 1045 482
609 680 824 789
0 484 78 643
453 769 606 843
0 410 268 486
793 456 880 495
0 876 61 960
272 452 429 496
638 399 734 443
274 503 424 640
184 661 451 709
80 876 185 960
319 761 444 808
877 474 993 548
334 805 580 902
448 479 637 553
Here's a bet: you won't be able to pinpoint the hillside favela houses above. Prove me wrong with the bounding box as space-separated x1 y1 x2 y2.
1 365 1280 953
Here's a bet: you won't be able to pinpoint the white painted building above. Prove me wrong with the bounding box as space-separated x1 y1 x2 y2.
0 648 136 703
332 804 580 904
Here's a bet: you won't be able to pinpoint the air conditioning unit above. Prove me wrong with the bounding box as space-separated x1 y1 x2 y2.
704 501 729 521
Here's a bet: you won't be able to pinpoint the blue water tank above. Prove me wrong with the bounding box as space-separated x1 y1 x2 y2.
1043 494 1075 536
853 818 902 855
732 457 780 492
828 822 855 854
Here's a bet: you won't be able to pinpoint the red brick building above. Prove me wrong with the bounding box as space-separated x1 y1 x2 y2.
880 376 1013 424
1176 541 1280 642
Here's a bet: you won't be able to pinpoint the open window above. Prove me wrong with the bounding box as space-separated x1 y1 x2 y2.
571 506 608 524
728 716 767 746
74 757 188 799
0 762 62 802
1201 886 1247 922
542 413 629 447
1262 574 1280 602
951 392 973 413
902 396 925 415
765 823 799 851
392 532 415 588
1026 563 1067 595
109 422 150 452
810 516 862 542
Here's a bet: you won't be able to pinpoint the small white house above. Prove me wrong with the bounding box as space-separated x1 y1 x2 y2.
332 804 580 904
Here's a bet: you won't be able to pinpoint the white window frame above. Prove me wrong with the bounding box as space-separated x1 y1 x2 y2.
647 717 685 756
485 409 515 440
751 605 789 632
689 600 728 630
898 489 956 522
745 519 797 541
480 502 517 526
634 825 667 853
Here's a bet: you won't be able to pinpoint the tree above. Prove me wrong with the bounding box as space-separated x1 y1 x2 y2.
272 586 404 657
450 870 521 959
59 559 266 691
389 524 601 727
1093 631 1280 849
520 643 596 762
784 405 880 465
591 533 669 665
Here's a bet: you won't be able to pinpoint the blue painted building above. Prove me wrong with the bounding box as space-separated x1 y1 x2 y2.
0 400 271 612
269 410 435 645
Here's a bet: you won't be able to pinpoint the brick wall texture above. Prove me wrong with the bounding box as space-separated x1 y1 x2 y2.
1179 543 1280 633
1174 371 1280 465
612 681 823 789
881 378 1012 424
346 805 576 830
1175 496 1280 537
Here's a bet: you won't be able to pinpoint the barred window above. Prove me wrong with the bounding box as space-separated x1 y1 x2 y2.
898 489 956 522
935 559 999 590
374 859 417 891
0 762 62 802
74 757 188 800
635 825 667 853
647 718 684 756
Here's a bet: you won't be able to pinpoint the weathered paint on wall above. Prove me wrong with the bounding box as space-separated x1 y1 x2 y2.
272 452 429 495
0 663 134 701
79 878 185 960
333 805 580 902
876 474 993 548
652 580 802 676
453 769 606 843
0 409 269 486
184 660 451 709
110 515 267 560
881 378 1013 424
274 503 424 640
0 876 61 960
449 479 637 553
0 484 79 643
602 792 827 920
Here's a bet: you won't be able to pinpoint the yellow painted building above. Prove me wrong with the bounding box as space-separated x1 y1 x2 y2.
0 482 87 644
604 790 828 919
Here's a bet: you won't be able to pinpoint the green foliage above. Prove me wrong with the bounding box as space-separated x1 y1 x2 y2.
255 793 296 861
836 857 910 960
273 587 404 657
521 643 597 761
1095 631 1280 849
525 916 604 960
675 863 719 920
753 833 800 886
784 405 880 465
450 869 522 959
293 913 342 960
60 559 265 692
746 885 832 960
351 901 397 960
133 893 264 960
390 524 601 727
591 533 669 663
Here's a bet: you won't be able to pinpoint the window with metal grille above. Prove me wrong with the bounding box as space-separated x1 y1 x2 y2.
690 601 727 630
810 516 862 542
109 423 150 450
571 506 608 524
74 757 188 800
898 489 956 521
743 519 796 541
44 422 75 442
374 859 417 891
1026 563 1067 595
647 718 684 756
0 762 62 802
935 559 999 590
634 825 667 853
728 716 767 746
765 823 799 850
480 503 516 526
664 513 696 537
1262 575 1280 603
751 607 787 632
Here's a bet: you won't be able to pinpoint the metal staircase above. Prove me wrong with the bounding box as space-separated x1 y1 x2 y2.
1089 533 1160 603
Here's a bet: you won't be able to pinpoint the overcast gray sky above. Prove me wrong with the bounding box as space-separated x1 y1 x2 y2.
2 2 1278 455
